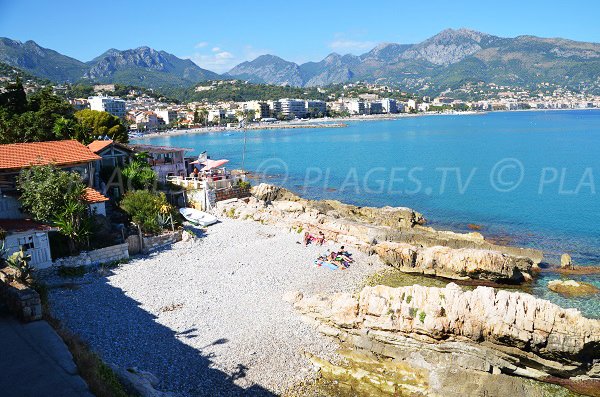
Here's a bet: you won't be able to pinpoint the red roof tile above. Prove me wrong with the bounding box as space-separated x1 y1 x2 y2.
0 219 54 233
83 187 109 203
87 140 114 153
0 140 101 171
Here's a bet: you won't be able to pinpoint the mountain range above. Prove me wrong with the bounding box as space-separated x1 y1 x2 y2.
1 29 600 93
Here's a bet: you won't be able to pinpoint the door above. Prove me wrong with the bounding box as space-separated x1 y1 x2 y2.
17 233 52 269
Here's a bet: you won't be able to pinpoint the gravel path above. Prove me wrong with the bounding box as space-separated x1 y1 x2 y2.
49 218 383 396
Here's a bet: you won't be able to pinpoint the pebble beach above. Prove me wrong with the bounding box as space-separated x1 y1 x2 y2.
49 218 383 396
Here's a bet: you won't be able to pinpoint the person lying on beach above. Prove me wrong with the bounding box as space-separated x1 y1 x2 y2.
336 246 354 263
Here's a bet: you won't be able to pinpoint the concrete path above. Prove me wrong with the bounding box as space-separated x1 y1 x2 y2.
0 315 93 397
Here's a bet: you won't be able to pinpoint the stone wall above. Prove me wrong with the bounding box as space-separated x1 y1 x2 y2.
140 231 182 254
215 186 251 202
53 243 130 268
0 269 42 322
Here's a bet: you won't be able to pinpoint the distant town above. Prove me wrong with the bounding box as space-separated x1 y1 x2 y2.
3 76 600 134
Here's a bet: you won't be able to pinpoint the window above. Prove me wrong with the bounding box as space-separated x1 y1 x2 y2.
17 235 35 251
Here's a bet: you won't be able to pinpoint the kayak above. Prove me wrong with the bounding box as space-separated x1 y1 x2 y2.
179 207 218 226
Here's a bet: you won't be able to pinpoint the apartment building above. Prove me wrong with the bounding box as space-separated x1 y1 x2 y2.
155 109 178 125
279 98 307 119
380 98 398 114
347 100 366 115
305 100 327 116
88 95 126 118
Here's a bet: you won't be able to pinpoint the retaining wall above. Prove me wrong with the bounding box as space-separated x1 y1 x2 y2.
141 230 182 254
53 243 130 268
0 269 42 322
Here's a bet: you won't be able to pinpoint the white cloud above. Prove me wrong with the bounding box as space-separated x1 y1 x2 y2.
184 44 271 74
329 39 376 52
328 32 376 54
194 41 208 48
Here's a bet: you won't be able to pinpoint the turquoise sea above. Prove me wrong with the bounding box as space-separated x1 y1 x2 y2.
134 110 600 317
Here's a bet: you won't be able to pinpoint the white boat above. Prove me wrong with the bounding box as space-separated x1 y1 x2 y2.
179 208 218 226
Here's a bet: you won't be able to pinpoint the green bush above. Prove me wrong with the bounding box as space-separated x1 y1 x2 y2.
237 180 251 190
120 190 172 235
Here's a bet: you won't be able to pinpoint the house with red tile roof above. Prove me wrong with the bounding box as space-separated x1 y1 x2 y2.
88 139 134 199
0 140 101 191
0 140 109 268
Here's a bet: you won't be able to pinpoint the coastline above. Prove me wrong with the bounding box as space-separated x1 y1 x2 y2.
45 187 600 396
132 107 598 140
132 110 483 139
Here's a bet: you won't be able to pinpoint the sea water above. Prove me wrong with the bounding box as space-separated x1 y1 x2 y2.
134 110 600 317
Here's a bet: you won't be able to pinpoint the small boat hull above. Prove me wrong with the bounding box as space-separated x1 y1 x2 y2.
179 208 218 226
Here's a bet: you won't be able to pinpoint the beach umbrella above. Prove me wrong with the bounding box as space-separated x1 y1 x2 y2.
201 159 229 171
190 151 208 164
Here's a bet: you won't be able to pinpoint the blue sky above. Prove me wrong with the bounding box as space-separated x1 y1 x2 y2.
1 0 599 73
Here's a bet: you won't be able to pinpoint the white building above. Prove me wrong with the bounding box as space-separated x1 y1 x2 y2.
305 100 327 117
347 100 366 115
279 98 307 119
380 98 398 114
406 99 417 112
208 109 226 123
244 101 270 119
88 96 126 118
268 100 282 117
155 109 178 125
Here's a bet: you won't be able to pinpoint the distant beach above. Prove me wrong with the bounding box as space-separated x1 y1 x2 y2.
133 110 482 139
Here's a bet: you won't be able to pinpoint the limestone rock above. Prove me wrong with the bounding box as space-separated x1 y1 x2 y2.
221 183 543 282
295 284 600 379
561 253 573 269
374 242 533 282
548 279 599 297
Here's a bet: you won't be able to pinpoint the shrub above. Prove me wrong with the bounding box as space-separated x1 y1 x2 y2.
121 153 156 191
419 311 427 323
237 180 251 190
6 247 34 285
120 190 172 235
18 165 91 253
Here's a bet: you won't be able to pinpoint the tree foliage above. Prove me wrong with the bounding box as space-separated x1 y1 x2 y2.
120 190 171 235
74 109 128 144
121 153 157 190
17 165 91 253
0 82 127 145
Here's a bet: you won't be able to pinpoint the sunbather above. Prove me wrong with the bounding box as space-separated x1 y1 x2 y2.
315 231 325 245
336 246 354 263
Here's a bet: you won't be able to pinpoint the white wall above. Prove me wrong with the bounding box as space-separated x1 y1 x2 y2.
4 231 53 269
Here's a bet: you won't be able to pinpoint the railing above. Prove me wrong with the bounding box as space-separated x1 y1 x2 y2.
167 175 245 191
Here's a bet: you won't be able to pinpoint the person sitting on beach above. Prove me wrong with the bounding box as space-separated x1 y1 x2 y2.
315 231 325 245
303 232 312 246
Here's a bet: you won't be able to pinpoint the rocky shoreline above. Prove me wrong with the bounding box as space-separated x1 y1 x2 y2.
217 183 543 284
216 183 598 396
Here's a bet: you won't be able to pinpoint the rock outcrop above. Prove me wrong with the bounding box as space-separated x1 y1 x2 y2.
218 184 542 282
548 279 600 297
294 284 600 389
561 253 574 269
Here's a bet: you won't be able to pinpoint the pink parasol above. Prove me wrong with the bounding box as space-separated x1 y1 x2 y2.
200 159 229 171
